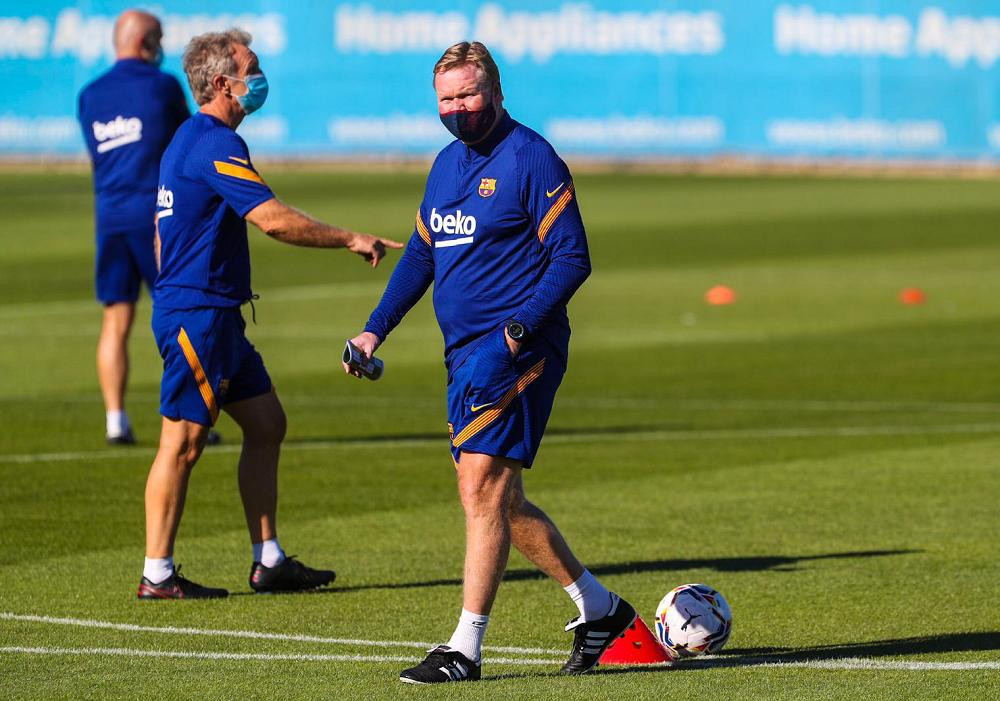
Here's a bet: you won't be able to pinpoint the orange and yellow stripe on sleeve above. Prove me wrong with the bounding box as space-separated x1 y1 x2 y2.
213 160 266 185
177 327 219 424
537 183 575 244
415 210 431 245
452 358 546 448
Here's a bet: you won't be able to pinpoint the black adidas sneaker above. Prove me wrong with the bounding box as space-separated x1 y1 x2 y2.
136 566 228 600
249 556 336 593
399 646 481 684
559 592 637 674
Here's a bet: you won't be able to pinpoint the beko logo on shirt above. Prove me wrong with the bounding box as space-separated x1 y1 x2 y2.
429 207 476 248
429 207 477 236
92 115 142 153
156 186 174 220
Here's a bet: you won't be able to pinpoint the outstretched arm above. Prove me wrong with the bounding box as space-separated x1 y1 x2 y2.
199 130 401 266
246 198 402 267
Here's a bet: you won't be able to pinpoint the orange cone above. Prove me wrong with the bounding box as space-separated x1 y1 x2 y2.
599 616 674 665
705 285 736 305
899 287 926 305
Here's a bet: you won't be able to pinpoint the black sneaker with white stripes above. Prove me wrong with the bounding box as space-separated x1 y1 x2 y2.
399 646 481 684
559 592 637 675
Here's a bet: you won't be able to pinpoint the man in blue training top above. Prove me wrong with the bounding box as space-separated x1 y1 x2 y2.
139 28 402 599
346 41 636 683
78 10 190 444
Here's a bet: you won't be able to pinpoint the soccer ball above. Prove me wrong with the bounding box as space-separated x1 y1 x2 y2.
654 583 732 658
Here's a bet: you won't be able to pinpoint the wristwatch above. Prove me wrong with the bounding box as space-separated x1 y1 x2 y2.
505 321 526 342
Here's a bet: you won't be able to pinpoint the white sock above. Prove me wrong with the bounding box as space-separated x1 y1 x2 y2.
106 410 130 437
143 556 174 584
564 569 612 622
445 609 489 663
252 538 285 567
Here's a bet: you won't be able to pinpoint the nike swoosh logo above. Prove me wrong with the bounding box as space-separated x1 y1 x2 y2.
470 401 496 412
546 182 564 198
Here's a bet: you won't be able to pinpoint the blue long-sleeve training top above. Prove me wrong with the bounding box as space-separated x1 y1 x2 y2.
78 58 189 238
364 112 592 371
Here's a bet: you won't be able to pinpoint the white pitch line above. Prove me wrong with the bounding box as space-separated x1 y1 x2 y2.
784 657 1000 671
3 423 1000 465
1 647 997 671
0 612 565 657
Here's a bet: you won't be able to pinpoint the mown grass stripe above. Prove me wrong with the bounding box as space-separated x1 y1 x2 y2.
4 423 1000 465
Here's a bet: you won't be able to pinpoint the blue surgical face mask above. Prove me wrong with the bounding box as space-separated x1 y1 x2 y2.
226 73 269 115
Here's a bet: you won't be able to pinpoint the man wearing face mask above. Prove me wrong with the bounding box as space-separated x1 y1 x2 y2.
78 9 189 445
346 41 636 682
138 28 403 599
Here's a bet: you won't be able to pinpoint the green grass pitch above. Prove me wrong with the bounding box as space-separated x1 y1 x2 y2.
1 169 999 699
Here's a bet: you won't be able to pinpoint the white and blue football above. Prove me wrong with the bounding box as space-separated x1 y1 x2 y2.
654 583 732 658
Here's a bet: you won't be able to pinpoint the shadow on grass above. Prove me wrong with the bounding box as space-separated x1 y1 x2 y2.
333 549 918 593
228 587 340 598
724 631 1000 660
590 631 1000 676
479 631 1000 681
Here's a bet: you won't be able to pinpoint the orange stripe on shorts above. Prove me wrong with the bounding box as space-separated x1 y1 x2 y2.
452 358 546 448
177 327 219 424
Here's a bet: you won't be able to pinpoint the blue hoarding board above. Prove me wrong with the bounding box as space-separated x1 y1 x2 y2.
2 1 999 159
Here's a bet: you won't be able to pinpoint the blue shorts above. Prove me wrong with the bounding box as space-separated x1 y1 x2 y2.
152 306 272 426
447 327 565 469
95 231 158 305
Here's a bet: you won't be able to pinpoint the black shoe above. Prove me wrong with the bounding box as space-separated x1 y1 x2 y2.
106 428 136 445
249 556 336 593
399 646 481 684
136 566 228 600
559 592 637 675
205 430 222 446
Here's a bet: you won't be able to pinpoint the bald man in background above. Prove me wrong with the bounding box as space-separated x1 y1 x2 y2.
78 10 192 444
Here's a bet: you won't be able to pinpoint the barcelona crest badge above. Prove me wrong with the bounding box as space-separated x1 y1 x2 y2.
478 178 497 197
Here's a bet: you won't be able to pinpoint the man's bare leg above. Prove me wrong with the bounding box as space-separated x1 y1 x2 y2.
98 302 135 440
223 388 335 592
455 452 521 615
222 389 286 545
144 417 208 559
507 471 584 586
427 451 521 667
139 416 228 598
507 470 635 676
141 416 208 590
506 470 614 623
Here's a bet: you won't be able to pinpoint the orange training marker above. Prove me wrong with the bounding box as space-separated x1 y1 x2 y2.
705 285 736 306
899 288 926 305
599 616 675 666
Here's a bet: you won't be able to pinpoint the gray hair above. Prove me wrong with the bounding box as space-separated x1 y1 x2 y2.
182 28 252 105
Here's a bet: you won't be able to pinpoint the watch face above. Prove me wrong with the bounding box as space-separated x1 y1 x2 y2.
508 322 525 340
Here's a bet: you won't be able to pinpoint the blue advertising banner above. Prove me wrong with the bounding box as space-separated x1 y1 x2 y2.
1 1 999 159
